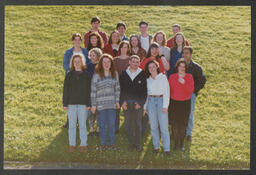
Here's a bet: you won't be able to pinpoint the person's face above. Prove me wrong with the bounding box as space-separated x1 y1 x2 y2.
182 49 192 63
102 57 111 71
91 21 100 30
73 57 82 70
178 62 186 74
73 37 81 47
117 26 126 36
172 26 180 35
131 37 138 47
90 36 98 46
139 24 148 33
155 33 164 46
129 58 140 69
150 47 159 57
148 62 158 75
175 34 184 46
120 44 128 55
111 32 119 44
89 51 98 63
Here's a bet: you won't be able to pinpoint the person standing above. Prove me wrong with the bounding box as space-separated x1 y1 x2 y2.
152 31 170 62
166 24 189 49
119 55 147 152
84 16 108 48
129 34 146 61
86 32 104 51
116 22 129 41
91 54 120 151
144 60 170 155
138 21 152 54
182 46 206 141
103 30 121 58
168 58 194 152
63 54 91 153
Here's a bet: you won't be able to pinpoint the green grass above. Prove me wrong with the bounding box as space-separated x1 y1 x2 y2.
4 5 250 169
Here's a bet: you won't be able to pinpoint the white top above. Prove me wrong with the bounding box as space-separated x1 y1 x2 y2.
144 73 170 109
140 35 150 53
126 67 142 81
160 46 170 61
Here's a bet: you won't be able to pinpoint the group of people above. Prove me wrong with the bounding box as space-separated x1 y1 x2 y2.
62 16 206 155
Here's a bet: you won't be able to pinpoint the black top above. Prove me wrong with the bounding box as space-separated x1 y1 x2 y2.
119 70 147 106
63 70 91 107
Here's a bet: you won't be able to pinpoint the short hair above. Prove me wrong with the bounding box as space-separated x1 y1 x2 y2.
109 30 121 45
118 41 131 55
139 21 148 27
152 31 167 46
129 34 142 49
173 32 186 50
95 53 117 78
88 48 102 61
146 42 160 58
174 58 188 73
70 54 86 70
91 16 101 24
172 24 181 29
183 46 193 54
87 32 104 51
144 60 161 78
116 22 126 30
130 55 140 61
72 33 82 41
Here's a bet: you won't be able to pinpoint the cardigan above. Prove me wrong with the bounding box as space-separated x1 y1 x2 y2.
119 69 147 106
84 30 108 48
103 44 121 58
168 73 194 101
63 70 91 107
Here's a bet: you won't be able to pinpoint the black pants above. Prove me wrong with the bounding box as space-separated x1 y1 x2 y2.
124 102 143 146
169 99 191 149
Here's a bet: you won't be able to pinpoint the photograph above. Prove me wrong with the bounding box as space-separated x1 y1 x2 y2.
3 5 251 170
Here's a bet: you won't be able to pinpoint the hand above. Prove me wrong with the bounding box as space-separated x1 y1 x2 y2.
135 103 141 109
116 103 120 109
143 109 147 116
162 108 168 113
91 106 96 114
122 102 127 111
63 107 68 111
86 107 91 111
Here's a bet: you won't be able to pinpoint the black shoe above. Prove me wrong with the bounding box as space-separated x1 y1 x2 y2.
136 145 143 152
186 135 192 142
63 121 68 128
164 151 170 156
152 149 159 154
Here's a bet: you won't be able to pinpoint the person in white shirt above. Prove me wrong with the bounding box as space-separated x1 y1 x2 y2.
138 21 152 54
143 60 170 155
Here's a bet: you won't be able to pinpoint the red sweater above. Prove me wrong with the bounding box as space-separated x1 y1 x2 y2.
84 30 108 48
169 73 194 101
139 57 165 74
166 37 189 49
103 44 120 58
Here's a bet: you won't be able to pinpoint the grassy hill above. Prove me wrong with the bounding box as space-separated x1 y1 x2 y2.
4 5 250 169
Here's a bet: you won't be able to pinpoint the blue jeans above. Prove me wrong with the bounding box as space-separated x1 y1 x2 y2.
147 97 170 151
186 93 196 136
67 105 88 146
98 109 116 146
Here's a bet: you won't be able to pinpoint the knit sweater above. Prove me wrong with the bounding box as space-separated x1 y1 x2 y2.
91 72 120 111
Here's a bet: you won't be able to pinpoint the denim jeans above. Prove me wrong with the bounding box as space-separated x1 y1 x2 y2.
67 105 88 146
147 97 170 151
98 109 116 146
123 102 143 146
186 93 196 136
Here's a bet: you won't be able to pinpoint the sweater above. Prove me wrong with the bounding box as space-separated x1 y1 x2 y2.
166 37 189 49
168 73 194 101
103 44 121 58
139 57 165 74
90 72 120 111
63 70 91 107
114 56 130 76
119 69 147 106
84 30 108 48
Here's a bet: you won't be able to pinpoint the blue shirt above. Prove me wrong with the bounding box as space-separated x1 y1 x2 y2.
87 63 97 76
167 48 183 78
122 35 129 41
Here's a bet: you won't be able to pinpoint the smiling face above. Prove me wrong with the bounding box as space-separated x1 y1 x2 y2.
129 57 140 70
175 34 184 46
90 35 98 47
73 36 81 47
139 24 148 34
73 57 83 70
182 49 192 63
120 43 128 55
148 62 158 75
130 36 138 48
102 57 111 71
172 26 180 35
150 47 159 57
89 51 98 63
91 21 100 31
117 26 126 36
155 33 164 46
178 62 186 74
111 32 119 44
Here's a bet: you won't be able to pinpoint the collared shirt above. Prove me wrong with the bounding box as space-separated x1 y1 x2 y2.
126 67 142 81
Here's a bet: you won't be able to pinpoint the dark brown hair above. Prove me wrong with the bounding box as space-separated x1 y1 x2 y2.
173 32 186 50
95 53 117 78
70 54 87 70
129 34 142 49
91 16 101 24
87 32 104 51
174 58 188 73
139 21 148 26
118 41 131 55
72 33 82 41
144 60 161 78
108 30 121 45
183 46 193 54
152 31 167 46
146 42 160 59
116 22 126 30
172 24 181 30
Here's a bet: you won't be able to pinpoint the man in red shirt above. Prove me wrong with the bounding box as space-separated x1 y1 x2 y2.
167 24 189 49
84 16 108 48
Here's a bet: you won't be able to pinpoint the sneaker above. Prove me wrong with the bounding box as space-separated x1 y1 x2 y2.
80 146 86 152
186 135 192 142
152 149 159 154
69 146 75 153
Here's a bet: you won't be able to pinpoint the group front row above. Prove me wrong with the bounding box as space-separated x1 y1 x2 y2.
63 47 203 155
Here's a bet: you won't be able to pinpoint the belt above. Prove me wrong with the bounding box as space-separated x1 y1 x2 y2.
149 95 163 98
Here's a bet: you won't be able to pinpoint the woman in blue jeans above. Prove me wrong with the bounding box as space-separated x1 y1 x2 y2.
144 60 170 155
91 53 120 151
63 54 91 153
